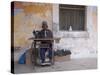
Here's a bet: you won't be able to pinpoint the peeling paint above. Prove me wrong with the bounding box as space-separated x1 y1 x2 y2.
13 2 52 48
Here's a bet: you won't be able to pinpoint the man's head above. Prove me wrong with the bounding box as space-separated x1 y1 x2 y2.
42 21 48 30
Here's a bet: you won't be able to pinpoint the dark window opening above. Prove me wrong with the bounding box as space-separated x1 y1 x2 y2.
59 4 86 31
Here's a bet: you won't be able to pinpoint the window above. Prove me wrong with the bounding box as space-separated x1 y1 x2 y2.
59 4 86 31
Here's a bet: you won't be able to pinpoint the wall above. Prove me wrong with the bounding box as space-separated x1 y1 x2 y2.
53 4 97 59
13 2 53 48
13 2 97 60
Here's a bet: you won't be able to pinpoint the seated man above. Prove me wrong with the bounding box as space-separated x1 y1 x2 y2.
39 21 53 63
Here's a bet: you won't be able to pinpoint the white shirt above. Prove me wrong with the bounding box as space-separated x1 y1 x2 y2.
44 30 47 38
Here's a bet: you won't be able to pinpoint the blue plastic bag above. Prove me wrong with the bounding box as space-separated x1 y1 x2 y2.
18 52 26 64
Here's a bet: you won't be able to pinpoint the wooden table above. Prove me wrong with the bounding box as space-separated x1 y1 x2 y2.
29 37 60 43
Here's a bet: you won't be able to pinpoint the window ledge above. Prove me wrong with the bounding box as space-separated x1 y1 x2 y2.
57 31 89 38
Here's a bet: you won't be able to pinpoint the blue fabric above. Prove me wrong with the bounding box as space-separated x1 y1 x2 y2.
18 52 26 64
40 48 52 62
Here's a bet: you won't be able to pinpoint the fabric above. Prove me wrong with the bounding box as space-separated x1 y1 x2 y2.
40 48 52 63
18 52 26 64
39 29 53 38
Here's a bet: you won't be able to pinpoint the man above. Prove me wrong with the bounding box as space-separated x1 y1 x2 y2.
39 21 53 63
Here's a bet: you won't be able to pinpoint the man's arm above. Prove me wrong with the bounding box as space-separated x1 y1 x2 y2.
48 30 54 43
51 31 53 38
48 29 53 38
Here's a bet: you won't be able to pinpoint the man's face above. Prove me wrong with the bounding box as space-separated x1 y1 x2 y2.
42 24 48 30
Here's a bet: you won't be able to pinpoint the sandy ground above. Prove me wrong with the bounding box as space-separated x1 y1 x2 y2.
14 58 97 74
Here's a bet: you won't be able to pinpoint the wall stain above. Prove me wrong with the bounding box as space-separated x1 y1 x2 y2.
13 2 52 48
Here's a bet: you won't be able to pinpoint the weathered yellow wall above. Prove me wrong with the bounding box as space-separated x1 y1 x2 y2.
13 2 53 48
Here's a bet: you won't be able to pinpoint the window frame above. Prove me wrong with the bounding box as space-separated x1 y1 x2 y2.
59 4 87 31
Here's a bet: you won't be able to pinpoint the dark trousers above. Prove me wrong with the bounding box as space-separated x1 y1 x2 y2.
40 48 52 62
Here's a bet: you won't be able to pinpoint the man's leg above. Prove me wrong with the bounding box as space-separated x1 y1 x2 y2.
40 48 45 63
40 48 47 63
48 48 52 62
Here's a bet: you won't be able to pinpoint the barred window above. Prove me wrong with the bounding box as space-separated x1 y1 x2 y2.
59 4 86 31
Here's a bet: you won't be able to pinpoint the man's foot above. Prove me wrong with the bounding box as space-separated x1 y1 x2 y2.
41 60 45 63
41 62 51 66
